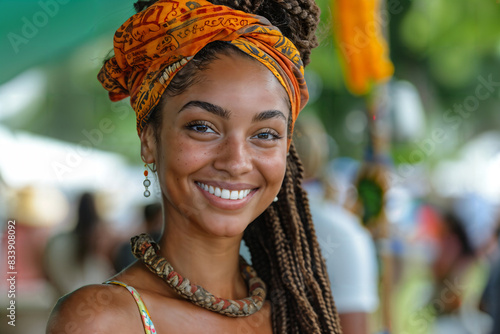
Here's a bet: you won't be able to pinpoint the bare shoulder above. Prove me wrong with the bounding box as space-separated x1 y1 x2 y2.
46 283 144 334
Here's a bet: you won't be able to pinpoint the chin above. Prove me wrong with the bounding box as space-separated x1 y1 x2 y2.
199 215 251 238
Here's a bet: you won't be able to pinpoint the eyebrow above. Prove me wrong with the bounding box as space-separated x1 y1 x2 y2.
252 110 287 123
179 101 231 119
179 100 286 122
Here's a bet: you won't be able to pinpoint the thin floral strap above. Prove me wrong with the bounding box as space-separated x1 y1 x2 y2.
104 280 157 334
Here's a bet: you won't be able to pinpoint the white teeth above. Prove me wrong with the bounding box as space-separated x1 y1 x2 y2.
197 182 252 200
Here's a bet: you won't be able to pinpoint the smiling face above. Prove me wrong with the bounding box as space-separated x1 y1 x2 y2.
140 50 290 238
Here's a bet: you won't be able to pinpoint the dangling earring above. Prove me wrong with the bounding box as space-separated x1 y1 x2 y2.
273 196 278 202
143 163 151 197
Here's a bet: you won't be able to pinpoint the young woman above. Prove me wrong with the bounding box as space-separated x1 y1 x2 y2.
46 1 342 333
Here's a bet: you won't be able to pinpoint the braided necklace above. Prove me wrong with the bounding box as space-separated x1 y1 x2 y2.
131 233 267 317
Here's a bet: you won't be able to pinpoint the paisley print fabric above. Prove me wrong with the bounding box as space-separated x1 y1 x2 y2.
97 0 308 140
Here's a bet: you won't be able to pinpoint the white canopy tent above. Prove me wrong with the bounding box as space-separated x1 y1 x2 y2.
0 125 156 226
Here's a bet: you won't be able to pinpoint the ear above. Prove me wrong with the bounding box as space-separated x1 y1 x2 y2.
140 125 157 164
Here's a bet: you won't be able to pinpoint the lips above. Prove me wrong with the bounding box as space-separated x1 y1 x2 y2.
195 181 253 200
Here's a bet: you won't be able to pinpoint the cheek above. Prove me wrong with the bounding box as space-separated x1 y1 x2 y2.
161 137 208 179
258 152 287 188
155 134 194 196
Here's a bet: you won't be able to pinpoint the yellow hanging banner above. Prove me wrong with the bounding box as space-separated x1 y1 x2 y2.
332 0 394 95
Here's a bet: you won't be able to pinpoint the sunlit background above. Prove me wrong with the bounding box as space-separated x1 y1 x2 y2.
1 0 500 333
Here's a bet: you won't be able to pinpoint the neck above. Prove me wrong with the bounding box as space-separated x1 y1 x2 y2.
157 216 247 300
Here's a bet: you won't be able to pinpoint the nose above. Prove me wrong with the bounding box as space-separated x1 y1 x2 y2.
213 134 253 177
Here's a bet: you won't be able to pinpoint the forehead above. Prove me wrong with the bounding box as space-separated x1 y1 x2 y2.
165 52 290 118
203 52 286 93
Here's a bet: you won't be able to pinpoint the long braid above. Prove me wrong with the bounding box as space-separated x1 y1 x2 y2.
290 145 343 332
288 146 332 326
282 155 321 332
279 169 319 332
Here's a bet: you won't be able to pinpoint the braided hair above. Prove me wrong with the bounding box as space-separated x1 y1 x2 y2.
135 0 342 332
245 143 342 333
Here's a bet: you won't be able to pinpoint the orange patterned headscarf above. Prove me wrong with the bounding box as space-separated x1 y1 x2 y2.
98 0 309 140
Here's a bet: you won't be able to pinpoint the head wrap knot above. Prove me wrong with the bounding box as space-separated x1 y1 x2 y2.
98 0 309 139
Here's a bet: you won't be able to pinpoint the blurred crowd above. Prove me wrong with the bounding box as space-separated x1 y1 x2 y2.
0 114 499 334
0 185 163 334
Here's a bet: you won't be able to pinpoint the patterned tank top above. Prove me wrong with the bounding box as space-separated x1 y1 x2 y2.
104 280 157 334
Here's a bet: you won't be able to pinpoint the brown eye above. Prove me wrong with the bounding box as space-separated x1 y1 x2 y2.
257 133 274 140
186 121 216 134
252 129 282 141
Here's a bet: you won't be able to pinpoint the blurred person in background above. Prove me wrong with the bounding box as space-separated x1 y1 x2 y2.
112 202 163 273
427 194 497 334
294 114 379 334
43 192 113 297
0 186 67 334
